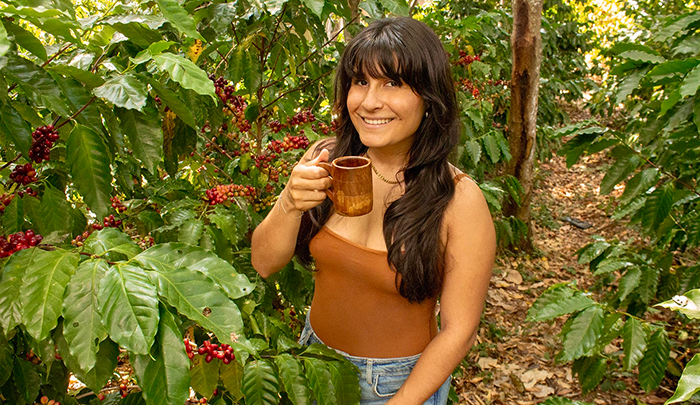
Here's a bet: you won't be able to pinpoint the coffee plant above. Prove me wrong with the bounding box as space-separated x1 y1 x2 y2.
529 7 700 398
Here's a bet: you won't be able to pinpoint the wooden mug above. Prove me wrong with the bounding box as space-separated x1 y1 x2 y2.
317 156 373 216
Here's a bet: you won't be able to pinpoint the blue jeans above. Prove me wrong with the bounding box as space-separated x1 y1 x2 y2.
299 312 451 405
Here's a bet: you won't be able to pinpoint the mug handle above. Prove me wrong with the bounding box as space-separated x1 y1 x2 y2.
316 161 336 204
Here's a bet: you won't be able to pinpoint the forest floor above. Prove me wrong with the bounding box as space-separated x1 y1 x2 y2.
452 119 681 404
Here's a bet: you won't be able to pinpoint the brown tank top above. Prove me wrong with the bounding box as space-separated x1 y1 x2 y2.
307 173 471 358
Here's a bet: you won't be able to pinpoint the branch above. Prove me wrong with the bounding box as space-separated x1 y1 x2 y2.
263 70 332 110
0 154 22 172
7 43 72 93
56 97 97 129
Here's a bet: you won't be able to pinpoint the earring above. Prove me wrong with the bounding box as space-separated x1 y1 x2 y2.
424 111 429 117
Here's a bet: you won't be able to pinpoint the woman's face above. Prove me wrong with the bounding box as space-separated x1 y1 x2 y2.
346 73 425 154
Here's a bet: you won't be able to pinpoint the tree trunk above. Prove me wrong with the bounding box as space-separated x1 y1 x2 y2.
504 0 543 251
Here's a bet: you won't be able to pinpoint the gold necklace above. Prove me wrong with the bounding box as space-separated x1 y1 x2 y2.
371 163 401 184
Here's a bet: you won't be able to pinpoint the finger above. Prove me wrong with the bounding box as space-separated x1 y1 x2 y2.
308 148 329 166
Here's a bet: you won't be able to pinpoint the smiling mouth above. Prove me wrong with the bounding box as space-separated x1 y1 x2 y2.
362 117 393 125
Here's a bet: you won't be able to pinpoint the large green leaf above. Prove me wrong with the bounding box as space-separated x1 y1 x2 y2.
637 266 661 304
156 0 204 40
328 361 361 405
275 354 311 405
133 243 254 300
208 209 240 245
304 357 337 404
189 351 219 398
62 259 109 373
573 356 606 394
622 317 648 371
152 53 216 99
119 107 164 172
300 0 324 17
67 125 111 220
98 264 159 354
83 228 142 260
20 248 78 341
242 359 280 405
638 329 670 392
220 360 244 400
178 218 203 245
600 156 638 195
149 79 197 129
666 353 700 403
618 266 642 302
13 356 41 403
40 185 72 235
377 0 409 16
621 168 658 204
93 74 148 111
641 185 674 233
132 306 190 405
0 334 13 386
2 54 70 115
146 266 244 346
1 19 46 61
559 306 605 362
0 248 39 334
57 329 120 394
0 102 32 157
0 23 8 61
526 285 596 322
47 65 104 89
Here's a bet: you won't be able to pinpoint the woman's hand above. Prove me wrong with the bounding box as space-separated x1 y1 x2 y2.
279 148 333 216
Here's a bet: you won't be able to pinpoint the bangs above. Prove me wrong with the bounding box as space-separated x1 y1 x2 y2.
341 29 416 86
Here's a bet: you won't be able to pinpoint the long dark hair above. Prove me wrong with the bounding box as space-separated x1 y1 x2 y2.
295 17 460 303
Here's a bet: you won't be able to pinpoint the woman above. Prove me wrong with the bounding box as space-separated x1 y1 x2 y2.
251 17 495 404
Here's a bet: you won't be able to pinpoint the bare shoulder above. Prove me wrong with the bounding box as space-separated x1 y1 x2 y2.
299 137 337 164
444 166 493 237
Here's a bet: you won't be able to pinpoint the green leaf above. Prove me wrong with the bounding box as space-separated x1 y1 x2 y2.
149 79 197 129
0 102 33 157
618 267 642 302
642 185 675 234
600 156 638 195
220 360 244 401
133 243 254 300
189 352 219 398
152 53 216 99
328 361 361 405
13 356 41 403
47 65 105 89
67 125 112 220
618 50 666 64
526 285 596 322
2 55 70 116
622 317 648 371
666 353 700 403
1 195 24 234
615 69 647 104
0 4 66 18
242 359 280 405
300 0 324 17
377 0 409 16
680 64 700 98
0 335 13 386
0 248 39 334
156 0 204 40
83 228 142 260
639 329 670 392
94 74 148 111
132 305 190 405
464 139 481 165
0 21 9 58
146 266 244 346
482 134 500 163
304 357 337 404
592 258 634 276
178 218 203 245
661 89 682 116
62 259 109 373
1 19 47 61
80 338 121 393
20 248 78 342
275 354 311 405
577 241 610 264
40 185 72 235
119 107 164 172
656 289 700 319
573 356 606 394
503 175 524 207
621 168 658 204
560 306 605 362
637 266 660 304
208 209 240 244
540 398 593 405
98 264 159 354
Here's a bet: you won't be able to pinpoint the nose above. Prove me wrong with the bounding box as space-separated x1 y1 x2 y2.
360 84 383 111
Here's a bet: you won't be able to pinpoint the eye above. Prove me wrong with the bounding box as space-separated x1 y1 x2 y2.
386 80 401 87
353 78 368 86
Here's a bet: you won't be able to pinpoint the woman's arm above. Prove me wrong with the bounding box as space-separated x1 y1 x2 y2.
387 177 495 404
250 145 332 278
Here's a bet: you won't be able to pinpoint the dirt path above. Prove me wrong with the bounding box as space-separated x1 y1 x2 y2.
454 152 676 405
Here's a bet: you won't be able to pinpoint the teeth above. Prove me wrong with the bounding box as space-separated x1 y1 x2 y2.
364 118 392 125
